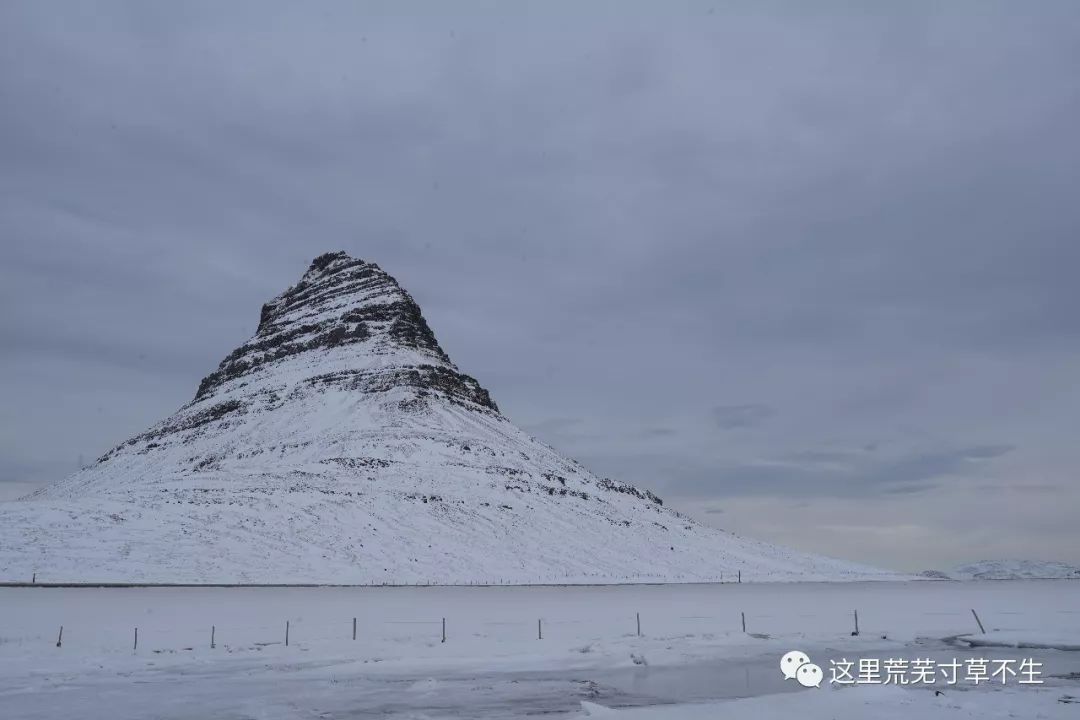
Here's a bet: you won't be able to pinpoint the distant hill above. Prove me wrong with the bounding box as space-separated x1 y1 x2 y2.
916 569 953 580
946 560 1080 580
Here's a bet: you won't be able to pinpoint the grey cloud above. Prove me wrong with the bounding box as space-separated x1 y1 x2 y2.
712 404 776 430
521 417 583 437
866 445 1015 487
976 483 1062 495
882 483 938 496
639 427 676 438
778 449 857 464
594 443 1016 500
964 445 1015 460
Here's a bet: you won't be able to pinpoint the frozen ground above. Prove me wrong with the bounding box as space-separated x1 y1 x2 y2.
1 580 1078 718
580 684 1080 719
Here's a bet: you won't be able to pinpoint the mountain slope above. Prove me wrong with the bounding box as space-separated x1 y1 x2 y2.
1 252 900 584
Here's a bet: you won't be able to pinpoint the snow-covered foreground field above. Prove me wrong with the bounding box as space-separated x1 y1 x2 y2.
1 581 1078 718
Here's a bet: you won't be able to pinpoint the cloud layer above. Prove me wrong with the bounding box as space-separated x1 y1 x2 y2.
2 2 1079 569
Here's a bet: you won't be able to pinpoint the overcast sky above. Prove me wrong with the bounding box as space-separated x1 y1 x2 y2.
2 2 1079 571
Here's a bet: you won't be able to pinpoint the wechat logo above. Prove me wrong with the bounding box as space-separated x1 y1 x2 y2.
780 650 823 688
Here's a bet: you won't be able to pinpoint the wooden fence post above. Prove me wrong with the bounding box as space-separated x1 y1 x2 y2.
352 617 357 641
211 625 215 649
441 617 446 643
285 620 290 647
56 625 63 648
636 612 641 637
741 612 746 633
853 609 860 636
738 570 741 583
134 627 138 651
538 618 542 640
971 609 986 634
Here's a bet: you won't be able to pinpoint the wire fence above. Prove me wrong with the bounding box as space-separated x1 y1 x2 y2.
5 604 1078 656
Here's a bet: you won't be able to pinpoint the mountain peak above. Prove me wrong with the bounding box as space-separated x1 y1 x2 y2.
2 252 899 584
193 252 496 412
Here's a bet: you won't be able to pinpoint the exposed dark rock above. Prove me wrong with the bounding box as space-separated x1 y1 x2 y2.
596 478 663 506
191 252 496 411
301 364 497 412
321 457 393 470
98 399 247 462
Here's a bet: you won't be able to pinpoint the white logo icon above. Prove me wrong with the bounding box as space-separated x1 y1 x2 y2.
780 650 811 681
796 662 823 688
781 650 821 688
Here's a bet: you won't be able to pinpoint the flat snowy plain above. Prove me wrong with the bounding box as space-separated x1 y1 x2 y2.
1 581 1078 719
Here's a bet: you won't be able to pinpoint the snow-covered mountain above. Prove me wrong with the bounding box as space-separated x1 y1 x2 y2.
948 560 1080 580
1 252 900 584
